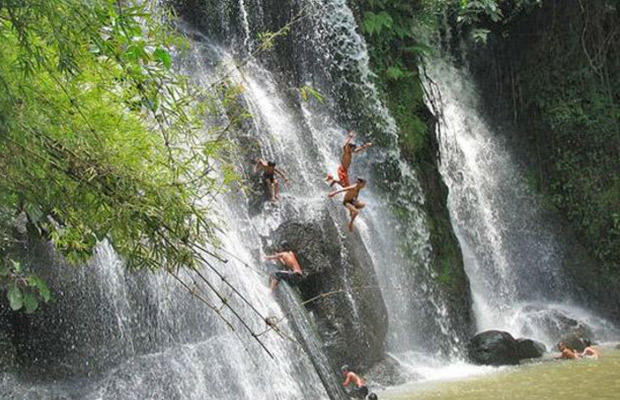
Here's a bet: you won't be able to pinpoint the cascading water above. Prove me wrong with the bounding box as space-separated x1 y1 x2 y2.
0 2 492 399
425 58 617 348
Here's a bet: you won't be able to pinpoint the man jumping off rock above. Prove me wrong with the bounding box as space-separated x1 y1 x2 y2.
328 178 367 232
326 130 372 188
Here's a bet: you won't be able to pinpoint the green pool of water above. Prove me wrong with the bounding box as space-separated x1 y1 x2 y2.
383 348 620 400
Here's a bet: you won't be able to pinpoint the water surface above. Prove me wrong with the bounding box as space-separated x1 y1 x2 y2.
384 347 620 400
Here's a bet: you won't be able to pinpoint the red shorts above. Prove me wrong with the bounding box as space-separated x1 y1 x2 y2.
337 165 350 187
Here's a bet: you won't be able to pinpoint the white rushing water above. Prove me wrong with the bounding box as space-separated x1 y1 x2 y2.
424 58 616 349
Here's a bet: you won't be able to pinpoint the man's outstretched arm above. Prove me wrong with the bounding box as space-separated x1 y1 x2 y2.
274 168 288 182
344 130 356 146
328 184 356 198
253 158 266 173
264 253 284 261
353 142 373 153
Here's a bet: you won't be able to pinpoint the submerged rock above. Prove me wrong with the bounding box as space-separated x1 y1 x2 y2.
467 330 519 366
515 338 546 360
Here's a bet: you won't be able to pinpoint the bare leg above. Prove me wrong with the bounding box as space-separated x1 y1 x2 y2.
344 203 359 232
269 181 276 202
274 179 280 200
325 174 341 187
269 276 279 292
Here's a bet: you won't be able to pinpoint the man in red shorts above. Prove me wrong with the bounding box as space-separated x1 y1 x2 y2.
326 130 372 188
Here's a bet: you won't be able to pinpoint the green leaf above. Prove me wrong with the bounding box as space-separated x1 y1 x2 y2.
153 48 172 69
10 259 22 273
7 286 23 311
362 11 393 35
23 291 39 314
27 275 51 303
386 66 411 80
299 85 324 104
24 202 44 224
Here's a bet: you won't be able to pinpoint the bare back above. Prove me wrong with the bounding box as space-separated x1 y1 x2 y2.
278 251 302 274
343 371 366 388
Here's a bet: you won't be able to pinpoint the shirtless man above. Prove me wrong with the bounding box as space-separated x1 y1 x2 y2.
265 241 303 292
254 158 288 202
580 345 600 359
340 365 369 399
328 178 366 232
326 130 372 188
556 342 580 360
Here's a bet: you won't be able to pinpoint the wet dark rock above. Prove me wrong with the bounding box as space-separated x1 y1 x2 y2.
271 210 388 370
520 305 595 343
467 330 519 366
558 331 594 353
234 135 270 216
365 354 417 387
516 338 546 360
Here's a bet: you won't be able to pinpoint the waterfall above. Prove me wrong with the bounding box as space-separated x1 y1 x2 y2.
1 2 485 399
425 58 617 348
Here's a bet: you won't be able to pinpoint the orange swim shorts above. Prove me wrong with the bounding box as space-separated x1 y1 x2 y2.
337 165 350 187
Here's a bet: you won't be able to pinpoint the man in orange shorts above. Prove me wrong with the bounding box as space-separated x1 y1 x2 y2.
326 130 372 188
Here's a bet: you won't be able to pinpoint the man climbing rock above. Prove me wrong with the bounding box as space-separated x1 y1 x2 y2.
328 178 367 232
265 241 303 292
326 130 372 188
340 365 369 399
253 158 288 202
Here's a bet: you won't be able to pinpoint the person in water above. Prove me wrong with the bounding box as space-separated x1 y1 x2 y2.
264 241 303 292
328 178 366 232
326 130 372 188
340 365 369 399
556 342 580 360
254 158 288 202
580 345 600 359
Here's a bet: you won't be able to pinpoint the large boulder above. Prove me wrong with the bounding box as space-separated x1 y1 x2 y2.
270 210 389 370
467 330 519 366
558 331 593 353
365 354 418 387
516 338 546 360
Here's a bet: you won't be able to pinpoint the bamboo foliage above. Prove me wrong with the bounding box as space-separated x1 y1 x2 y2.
0 1 233 303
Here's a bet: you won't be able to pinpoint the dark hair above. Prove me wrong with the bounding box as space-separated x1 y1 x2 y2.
368 394 378 400
268 161 276 167
357 178 366 184
280 241 291 251
348 143 358 150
